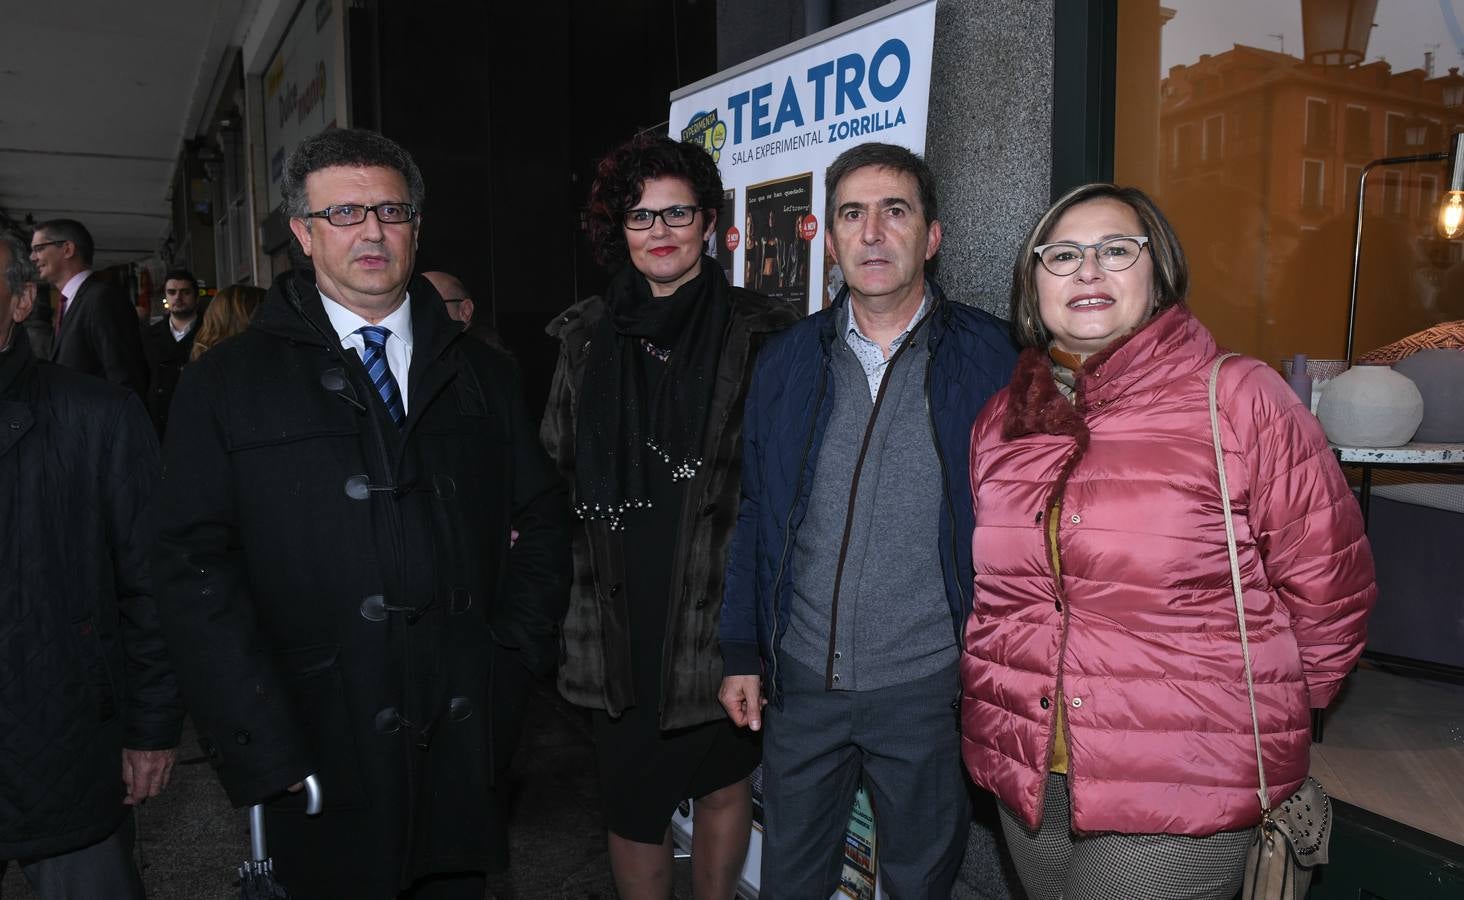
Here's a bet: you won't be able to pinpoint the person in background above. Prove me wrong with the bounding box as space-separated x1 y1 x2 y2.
0 230 183 898
141 268 202 435
29 218 148 395
423 269 509 353
541 134 798 900
188 283 264 361
961 183 1376 900
718 142 1017 898
152 127 569 899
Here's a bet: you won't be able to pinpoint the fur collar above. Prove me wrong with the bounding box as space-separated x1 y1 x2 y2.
1002 347 1087 443
1001 305 1206 443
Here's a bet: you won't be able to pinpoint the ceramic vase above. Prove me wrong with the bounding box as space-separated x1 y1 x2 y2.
1316 364 1423 447
1393 349 1464 442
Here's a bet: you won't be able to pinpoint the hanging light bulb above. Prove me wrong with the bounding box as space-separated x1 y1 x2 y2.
1441 192 1464 239
1440 132 1464 238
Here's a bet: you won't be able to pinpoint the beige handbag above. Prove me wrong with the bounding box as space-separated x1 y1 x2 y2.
1208 354 1334 900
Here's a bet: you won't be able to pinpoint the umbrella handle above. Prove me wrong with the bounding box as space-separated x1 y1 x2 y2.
248 775 325 862
302 773 324 815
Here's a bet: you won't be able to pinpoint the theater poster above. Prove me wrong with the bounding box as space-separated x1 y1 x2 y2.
669 0 936 315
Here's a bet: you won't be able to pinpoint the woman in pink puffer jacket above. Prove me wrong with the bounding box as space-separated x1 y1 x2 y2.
962 183 1375 900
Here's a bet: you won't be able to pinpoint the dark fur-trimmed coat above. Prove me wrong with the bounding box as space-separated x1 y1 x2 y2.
541 283 799 730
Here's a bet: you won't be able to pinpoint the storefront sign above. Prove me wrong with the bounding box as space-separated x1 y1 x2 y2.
669 0 936 313
262 0 348 212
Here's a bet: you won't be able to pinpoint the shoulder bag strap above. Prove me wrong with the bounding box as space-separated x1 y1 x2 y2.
1207 352 1271 815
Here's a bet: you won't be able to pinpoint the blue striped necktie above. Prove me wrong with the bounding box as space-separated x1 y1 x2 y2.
357 325 405 427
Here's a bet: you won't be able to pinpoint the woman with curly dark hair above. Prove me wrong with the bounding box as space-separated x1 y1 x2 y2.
542 134 799 898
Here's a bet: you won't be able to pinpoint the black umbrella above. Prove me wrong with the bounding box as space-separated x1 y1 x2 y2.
239 775 323 899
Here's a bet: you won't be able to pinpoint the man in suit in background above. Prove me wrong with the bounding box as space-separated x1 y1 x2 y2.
140 268 202 435
30 219 148 395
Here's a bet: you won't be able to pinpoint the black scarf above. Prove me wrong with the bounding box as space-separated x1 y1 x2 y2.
574 258 731 528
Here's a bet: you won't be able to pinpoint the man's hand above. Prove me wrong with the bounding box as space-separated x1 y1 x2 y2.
122 747 178 805
718 675 765 731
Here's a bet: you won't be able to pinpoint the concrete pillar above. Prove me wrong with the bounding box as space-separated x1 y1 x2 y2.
925 0 1055 318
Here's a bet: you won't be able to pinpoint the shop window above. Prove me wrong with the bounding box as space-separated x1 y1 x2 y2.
213 123 252 287
1115 0 1464 367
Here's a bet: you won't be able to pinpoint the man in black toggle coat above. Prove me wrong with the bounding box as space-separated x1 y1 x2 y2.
151 129 570 899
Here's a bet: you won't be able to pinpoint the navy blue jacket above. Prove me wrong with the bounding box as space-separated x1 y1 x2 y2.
719 283 1017 706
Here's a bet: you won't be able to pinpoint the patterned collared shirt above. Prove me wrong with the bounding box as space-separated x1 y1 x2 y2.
842 290 930 402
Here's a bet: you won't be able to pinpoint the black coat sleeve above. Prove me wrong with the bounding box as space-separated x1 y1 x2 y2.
150 360 314 807
488 358 571 679
87 284 149 397
105 392 185 750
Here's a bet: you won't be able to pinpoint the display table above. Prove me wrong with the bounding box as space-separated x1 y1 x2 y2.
1331 441 1464 689
1332 442 1464 526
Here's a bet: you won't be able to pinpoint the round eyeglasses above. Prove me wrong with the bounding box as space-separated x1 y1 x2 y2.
623 205 702 230
304 203 418 227
1034 235 1149 276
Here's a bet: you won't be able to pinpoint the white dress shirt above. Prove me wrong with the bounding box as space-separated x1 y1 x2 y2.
319 291 415 414
57 270 93 323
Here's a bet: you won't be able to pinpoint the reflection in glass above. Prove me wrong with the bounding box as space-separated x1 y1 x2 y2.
1116 0 1464 365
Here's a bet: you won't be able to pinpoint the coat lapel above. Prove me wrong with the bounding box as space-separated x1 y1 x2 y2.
51 281 89 360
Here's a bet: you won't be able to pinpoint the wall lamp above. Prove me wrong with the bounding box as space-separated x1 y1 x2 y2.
1346 131 1464 364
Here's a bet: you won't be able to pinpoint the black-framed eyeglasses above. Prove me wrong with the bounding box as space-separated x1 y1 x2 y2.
623 205 702 230
1034 235 1149 276
303 203 418 227
29 240 67 254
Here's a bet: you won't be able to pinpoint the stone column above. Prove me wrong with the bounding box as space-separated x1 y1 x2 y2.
925 0 1055 318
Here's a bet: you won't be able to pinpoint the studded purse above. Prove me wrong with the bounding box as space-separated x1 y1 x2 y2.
1207 354 1334 900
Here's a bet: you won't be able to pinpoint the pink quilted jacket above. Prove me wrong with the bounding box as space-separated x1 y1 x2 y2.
961 306 1375 836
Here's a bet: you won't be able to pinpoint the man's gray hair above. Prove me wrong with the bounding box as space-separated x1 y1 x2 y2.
2 231 37 295
282 128 426 219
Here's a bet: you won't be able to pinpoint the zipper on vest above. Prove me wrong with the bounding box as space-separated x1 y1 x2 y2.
823 334 920 690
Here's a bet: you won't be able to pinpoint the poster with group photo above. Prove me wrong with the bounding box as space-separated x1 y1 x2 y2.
669 0 936 314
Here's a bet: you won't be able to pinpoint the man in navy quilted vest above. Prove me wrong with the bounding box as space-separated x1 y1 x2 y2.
0 230 183 897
